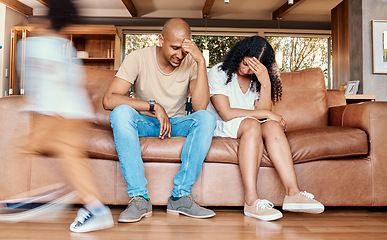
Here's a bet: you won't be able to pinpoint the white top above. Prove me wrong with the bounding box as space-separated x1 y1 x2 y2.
207 63 259 121
18 36 94 119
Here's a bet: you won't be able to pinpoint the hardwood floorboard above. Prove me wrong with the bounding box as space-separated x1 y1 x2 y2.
0 206 387 240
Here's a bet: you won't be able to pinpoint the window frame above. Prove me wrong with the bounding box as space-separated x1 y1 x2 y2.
121 28 332 89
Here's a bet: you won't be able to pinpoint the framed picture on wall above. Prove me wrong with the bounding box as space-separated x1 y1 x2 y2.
345 81 360 95
372 20 387 74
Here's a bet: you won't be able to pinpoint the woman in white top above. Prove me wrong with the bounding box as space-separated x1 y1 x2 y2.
207 36 324 221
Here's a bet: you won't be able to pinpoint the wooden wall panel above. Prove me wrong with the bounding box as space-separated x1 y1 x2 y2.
331 0 350 90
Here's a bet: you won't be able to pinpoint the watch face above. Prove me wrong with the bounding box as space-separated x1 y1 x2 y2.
149 99 156 111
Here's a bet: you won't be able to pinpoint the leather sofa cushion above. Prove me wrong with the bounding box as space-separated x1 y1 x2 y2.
86 126 368 166
285 126 368 164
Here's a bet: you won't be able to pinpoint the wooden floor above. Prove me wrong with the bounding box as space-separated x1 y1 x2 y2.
1 206 387 240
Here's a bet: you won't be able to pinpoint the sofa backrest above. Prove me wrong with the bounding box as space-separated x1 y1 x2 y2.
84 66 329 131
272 68 328 131
84 66 117 127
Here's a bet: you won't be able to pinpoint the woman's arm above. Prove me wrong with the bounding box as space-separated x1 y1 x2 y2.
246 57 272 111
211 94 272 122
211 94 286 130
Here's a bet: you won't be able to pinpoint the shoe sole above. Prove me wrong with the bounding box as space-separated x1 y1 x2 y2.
70 211 114 233
118 211 153 223
244 211 283 221
166 209 216 219
282 203 324 214
70 209 114 233
70 220 114 233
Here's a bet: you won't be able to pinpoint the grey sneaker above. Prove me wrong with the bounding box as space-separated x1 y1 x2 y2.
166 195 216 219
118 196 152 223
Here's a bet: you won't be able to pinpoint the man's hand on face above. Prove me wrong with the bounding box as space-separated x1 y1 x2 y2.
181 38 205 64
153 103 171 139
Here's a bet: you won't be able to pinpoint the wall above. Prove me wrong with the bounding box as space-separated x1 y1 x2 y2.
362 0 387 101
0 4 6 97
0 3 26 97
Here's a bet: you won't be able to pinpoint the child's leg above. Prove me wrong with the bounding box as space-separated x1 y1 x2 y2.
51 117 102 205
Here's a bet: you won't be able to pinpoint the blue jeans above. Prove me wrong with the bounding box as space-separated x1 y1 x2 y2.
110 105 216 198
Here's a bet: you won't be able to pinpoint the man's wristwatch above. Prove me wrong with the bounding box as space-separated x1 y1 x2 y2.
149 99 156 112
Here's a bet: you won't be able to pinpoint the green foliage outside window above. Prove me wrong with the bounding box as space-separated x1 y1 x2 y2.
267 36 330 80
191 36 245 67
125 34 330 85
125 34 159 55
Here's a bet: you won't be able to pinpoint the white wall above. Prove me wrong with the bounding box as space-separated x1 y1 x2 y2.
362 0 387 101
0 3 26 97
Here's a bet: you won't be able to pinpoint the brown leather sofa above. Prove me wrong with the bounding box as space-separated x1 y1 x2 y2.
1 67 387 207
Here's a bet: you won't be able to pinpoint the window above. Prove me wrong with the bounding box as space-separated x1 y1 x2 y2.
125 34 159 56
267 36 331 88
124 32 331 88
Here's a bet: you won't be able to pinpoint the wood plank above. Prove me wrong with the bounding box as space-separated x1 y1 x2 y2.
0 0 33 15
0 207 387 239
272 0 307 20
121 0 137 17
35 0 49 7
202 0 215 17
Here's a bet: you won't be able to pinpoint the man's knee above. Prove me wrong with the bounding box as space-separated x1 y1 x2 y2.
193 110 216 130
110 104 138 126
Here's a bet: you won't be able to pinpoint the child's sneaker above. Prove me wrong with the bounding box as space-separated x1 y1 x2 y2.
0 191 75 223
70 206 114 233
244 199 283 221
282 191 324 214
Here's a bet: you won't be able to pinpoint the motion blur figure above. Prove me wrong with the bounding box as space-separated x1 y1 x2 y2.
14 0 113 233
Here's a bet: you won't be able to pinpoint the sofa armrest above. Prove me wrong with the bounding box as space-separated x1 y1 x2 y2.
0 96 33 200
0 95 29 141
329 101 387 206
327 89 346 108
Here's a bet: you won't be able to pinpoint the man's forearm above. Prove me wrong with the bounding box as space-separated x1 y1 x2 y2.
103 93 150 112
191 61 210 111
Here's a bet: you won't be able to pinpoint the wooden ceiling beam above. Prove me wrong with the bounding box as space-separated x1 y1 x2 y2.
202 0 215 18
35 0 49 7
0 0 33 15
272 0 306 20
121 0 137 17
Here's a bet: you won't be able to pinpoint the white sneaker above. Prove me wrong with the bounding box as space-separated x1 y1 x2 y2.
70 206 114 233
282 191 324 214
244 199 283 221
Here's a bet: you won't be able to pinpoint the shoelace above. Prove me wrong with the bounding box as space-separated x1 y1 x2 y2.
186 195 195 202
74 208 92 227
128 196 145 205
256 199 274 210
300 191 316 200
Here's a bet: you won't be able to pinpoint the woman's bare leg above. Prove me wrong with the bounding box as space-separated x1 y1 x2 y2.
261 121 300 196
237 118 264 205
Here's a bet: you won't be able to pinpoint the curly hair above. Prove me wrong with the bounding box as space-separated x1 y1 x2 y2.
48 0 78 31
220 36 282 103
